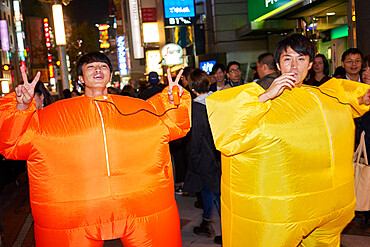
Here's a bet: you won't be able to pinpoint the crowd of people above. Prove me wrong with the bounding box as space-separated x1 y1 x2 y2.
0 35 369 247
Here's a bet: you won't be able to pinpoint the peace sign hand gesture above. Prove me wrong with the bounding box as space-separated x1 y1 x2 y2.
15 67 40 111
167 68 184 105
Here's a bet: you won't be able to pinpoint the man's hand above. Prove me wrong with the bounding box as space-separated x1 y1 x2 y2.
167 68 184 105
359 88 370 105
259 73 296 103
15 67 40 111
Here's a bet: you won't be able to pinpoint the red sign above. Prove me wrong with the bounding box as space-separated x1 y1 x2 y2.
142 8 157 22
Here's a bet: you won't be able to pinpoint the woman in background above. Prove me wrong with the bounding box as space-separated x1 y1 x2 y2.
183 69 222 244
306 54 331 86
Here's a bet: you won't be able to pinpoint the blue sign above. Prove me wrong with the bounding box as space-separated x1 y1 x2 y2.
200 60 216 74
116 36 128 76
163 0 195 18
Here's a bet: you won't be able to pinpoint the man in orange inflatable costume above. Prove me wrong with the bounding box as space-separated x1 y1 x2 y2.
0 52 191 246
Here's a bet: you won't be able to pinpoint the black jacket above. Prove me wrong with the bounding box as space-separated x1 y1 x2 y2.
183 102 221 194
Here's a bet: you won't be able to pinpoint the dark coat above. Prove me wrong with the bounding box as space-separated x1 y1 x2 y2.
257 71 280 90
183 102 221 194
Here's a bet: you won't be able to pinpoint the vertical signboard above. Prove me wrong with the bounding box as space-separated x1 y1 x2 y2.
116 36 128 76
0 20 9 51
99 24 110 49
128 0 144 59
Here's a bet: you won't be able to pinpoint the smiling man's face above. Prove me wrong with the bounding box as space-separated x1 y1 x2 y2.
78 62 112 96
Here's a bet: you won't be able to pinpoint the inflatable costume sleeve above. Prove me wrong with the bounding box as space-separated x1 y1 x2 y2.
147 86 191 141
206 83 270 156
319 78 370 118
0 92 37 160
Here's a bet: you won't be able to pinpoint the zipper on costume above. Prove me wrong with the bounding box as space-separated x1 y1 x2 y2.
94 101 111 177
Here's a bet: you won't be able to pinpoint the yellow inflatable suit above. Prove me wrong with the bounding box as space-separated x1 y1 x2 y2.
206 78 369 246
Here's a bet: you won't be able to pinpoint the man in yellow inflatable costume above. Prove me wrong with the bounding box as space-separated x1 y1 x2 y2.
0 52 191 246
206 34 370 246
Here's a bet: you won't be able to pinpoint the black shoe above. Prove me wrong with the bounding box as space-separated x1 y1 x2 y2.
193 219 214 237
175 187 183 195
194 201 203 209
214 235 222 244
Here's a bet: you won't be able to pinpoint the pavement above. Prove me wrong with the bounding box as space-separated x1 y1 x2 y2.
1 172 369 246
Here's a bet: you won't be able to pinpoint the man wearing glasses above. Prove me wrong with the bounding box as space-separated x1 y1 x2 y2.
225 61 245 87
341 48 363 82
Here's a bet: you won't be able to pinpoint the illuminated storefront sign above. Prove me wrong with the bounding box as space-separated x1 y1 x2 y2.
161 43 183 66
116 36 128 76
248 0 303 22
143 22 160 43
163 0 195 18
99 24 110 49
200 60 216 74
0 20 9 51
164 17 192 27
44 18 55 89
146 50 162 75
14 0 26 61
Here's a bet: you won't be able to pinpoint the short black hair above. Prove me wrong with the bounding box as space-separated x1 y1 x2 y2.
226 61 240 73
34 81 54 107
341 48 363 62
257 53 277 71
274 34 315 65
77 52 113 76
188 68 211 94
211 63 226 74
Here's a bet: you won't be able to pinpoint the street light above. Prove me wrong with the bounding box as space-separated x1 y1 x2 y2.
52 3 69 92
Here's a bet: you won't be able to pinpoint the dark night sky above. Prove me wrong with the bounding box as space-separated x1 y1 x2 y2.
64 0 109 26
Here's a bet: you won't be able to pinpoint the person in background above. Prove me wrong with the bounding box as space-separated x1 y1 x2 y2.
62 89 72 99
341 48 363 82
333 66 346 79
120 85 136 97
361 55 370 85
137 72 165 100
354 55 370 226
71 89 81 97
256 52 280 89
305 54 331 86
209 63 227 91
180 67 196 99
225 61 244 88
183 68 222 245
34 81 54 109
250 65 259 82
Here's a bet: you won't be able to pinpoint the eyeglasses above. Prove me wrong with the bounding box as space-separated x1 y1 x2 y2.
229 68 241 73
344 59 362 65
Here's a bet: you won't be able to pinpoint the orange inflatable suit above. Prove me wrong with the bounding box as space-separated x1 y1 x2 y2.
0 88 191 246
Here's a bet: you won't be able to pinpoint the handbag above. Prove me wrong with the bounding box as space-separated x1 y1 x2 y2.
353 131 370 211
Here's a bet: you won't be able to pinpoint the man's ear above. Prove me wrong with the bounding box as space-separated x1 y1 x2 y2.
262 64 268 71
308 61 313 70
78 75 84 84
341 61 344 68
276 63 281 72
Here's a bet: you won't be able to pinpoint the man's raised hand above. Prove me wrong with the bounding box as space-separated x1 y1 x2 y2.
259 73 296 103
15 67 40 111
167 68 184 105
